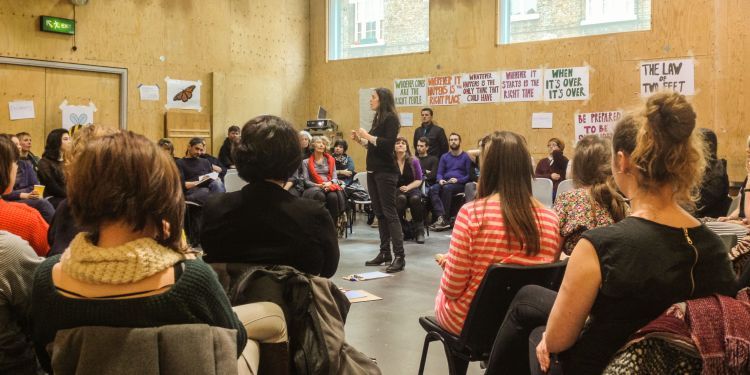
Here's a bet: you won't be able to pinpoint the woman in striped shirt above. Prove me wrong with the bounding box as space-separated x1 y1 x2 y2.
434 131 561 335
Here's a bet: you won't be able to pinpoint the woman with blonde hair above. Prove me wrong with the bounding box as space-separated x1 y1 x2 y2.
485 92 736 375
553 135 628 254
302 135 347 232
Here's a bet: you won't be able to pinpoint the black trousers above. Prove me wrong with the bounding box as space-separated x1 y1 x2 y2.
396 189 424 224
485 285 563 375
368 171 404 257
303 187 346 220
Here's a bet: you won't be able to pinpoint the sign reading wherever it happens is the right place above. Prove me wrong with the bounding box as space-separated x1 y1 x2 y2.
640 58 695 97
544 67 590 101
574 111 623 141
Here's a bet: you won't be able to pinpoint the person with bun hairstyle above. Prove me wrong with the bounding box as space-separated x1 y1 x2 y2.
553 135 628 255
485 92 737 375
352 88 405 273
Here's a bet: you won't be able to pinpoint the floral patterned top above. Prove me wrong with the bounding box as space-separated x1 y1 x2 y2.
553 187 624 254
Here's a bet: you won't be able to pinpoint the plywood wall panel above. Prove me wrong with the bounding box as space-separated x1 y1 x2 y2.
309 0 750 181
44 68 120 136
0 0 310 155
0 64 46 155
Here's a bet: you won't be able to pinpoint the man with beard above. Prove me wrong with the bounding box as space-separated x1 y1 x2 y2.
177 137 226 205
429 133 471 231
412 108 448 158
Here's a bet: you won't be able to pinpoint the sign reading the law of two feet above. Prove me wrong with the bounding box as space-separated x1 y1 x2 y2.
640 58 695 97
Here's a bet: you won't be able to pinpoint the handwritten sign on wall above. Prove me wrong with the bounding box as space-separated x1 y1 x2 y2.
500 69 543 102
394 78 427 107
640 58 695 96
574 111 623 141
427 75 461 106
544 67 589 101
460 71 501 104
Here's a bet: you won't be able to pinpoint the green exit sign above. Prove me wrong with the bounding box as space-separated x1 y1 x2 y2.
40 16 75 35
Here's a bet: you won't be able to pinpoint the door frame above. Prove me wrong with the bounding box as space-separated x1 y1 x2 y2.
0 56 128 129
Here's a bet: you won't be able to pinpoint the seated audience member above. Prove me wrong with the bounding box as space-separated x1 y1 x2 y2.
0 230 43 374
535 137 569 198
16 132 39 172
332 139 355 186
486 92 737 375
0 135 49 257
31 131 289 374
416 136 438 187
553 135 628 255
694 128 731 218
176 137 226 205
157 138 177 160
433 131 561 336
429 132 472 231
201 115 339 277
3 134 55 223
219 125 240 169
37 129 70 209
302 136 347 231
299 130 313 160
47 126 119 257
197 139 228 181
394 136 425 244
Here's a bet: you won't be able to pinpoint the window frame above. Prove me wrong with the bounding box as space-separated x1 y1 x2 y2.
580 0 637 25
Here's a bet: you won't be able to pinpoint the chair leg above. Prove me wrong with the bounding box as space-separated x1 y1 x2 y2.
448 356 469 375
417 333 434 375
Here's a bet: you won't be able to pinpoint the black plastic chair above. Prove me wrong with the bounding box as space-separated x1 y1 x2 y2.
417 260 568 375
184 201 203 247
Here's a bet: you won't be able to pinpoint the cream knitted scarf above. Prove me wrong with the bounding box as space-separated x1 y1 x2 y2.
61 233 185 284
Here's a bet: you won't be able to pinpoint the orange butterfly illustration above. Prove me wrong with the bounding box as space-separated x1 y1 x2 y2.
173 85 196 102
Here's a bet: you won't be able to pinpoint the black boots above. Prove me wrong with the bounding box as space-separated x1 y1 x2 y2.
365 252 392 266
386 256 405 273
414 222 425 244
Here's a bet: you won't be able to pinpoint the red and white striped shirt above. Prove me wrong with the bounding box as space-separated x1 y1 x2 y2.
434 198 561 335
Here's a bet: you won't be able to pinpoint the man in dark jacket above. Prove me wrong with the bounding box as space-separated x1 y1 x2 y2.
412 108 448 158
218 125 240 168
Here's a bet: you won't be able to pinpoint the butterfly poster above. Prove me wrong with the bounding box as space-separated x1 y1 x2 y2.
59 99 97 130
165 77 202 111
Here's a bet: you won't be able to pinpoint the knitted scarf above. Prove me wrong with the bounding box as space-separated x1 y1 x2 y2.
61 233 185 284
308 153 342 191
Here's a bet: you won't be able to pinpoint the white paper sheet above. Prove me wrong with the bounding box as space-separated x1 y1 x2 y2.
399 112 413 127
138 84 160 101
531 112 553 129
8 100 35 120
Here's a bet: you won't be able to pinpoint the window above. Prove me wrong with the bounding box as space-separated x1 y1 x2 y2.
354 0 383 45
498 0 651 45
328 0 430 61
582 0 636 25
510 0 539 21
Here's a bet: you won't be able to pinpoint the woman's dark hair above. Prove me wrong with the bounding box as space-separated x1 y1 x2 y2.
0 135 19 192
372 87 400 129
477 131 541 256
394 136 414 166
43 128 69 161
699 128 718 160
332 139 348 153
67 131 185 252
571 135 628 222
233 115 302 183
612 91 704 204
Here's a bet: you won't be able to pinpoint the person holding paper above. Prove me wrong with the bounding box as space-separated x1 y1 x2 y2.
176 137 226 205
352 88 405 273
412 108 449 158
2 135 55 223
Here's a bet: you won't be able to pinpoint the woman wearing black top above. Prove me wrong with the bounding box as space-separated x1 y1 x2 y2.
37 129 70 209
485 92 737 375
352 88 405 273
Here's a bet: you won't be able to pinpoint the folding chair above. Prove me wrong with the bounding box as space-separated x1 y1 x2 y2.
531 178 554 207
417 260 568 375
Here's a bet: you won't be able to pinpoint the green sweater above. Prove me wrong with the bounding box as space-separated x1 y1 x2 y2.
31 256 246 372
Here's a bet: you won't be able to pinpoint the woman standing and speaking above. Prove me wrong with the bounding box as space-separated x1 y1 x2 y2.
352 88 405 273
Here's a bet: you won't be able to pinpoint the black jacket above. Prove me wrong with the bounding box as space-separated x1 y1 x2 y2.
412 122 449 158
200 181 339 277
366 113 400 174
218 138 234 168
